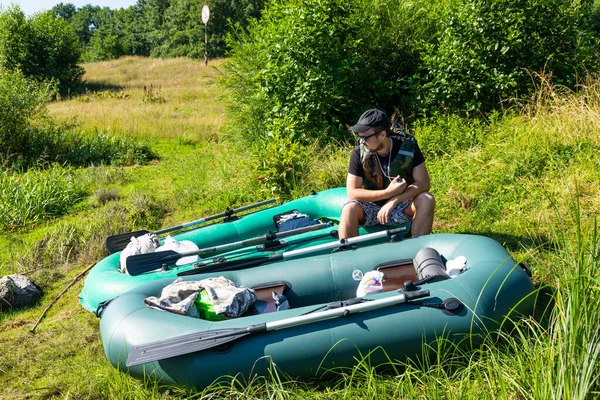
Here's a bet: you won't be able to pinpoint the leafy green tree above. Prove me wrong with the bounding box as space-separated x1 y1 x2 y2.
417 0 599 113
80 7 127 61
151 0 265 59
150 0 204 58
51 2 77 21
0 5 83 94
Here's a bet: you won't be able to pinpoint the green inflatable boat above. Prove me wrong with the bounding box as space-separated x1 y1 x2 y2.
99 233 535 389
79 188 409 313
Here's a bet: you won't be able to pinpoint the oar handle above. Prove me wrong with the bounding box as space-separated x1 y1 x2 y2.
154 198 277 235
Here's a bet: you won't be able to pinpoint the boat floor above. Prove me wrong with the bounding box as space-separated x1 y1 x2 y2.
248 260 417 315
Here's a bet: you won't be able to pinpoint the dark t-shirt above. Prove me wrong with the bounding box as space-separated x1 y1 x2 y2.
348 136 425 183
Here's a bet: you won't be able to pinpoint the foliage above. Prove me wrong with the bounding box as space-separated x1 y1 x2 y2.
0 68 154 170
417 0 599 113
0 5 83 94
253 133 315 198
0 69 52 159
413 113 486 157
11 127 156 171
222 0 440 146
0 166 85 230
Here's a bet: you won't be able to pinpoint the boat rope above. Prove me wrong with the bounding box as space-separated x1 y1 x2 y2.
95 298 115 318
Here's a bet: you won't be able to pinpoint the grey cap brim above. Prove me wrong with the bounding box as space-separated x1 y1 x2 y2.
349 124 371 133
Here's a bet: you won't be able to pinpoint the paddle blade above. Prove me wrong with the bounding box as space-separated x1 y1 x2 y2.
126 250 182 276
127 327 255 366
106 230 150 254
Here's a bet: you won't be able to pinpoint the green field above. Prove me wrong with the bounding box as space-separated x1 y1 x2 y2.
0 56 598 399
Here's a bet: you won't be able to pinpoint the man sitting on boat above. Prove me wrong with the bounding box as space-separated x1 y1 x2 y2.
339 109 435 238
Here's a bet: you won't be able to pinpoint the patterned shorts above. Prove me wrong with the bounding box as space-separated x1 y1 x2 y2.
343 200 412 227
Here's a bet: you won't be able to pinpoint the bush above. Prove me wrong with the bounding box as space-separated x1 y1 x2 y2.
221 0 442 145
413 114 486 157
0 69 51 159
0 5 83 95
417 0 598 114
253 133 315 198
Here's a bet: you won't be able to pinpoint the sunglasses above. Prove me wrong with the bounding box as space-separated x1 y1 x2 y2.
355 130 380 144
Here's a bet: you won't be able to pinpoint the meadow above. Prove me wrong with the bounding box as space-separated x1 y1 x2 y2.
0 56 598 399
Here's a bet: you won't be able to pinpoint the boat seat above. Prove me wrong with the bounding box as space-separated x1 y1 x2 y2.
374 259 418 292
247 280 291 315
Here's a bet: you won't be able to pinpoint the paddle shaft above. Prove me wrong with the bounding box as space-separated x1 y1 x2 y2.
126 223 332 275
190 222 330 255
106 198 277 253
154 198 277 235
267 289 428 330
126 289 429 366
179 226 407 275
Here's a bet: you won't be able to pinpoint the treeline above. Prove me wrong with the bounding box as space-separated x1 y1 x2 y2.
50 0 264 62
1 0 600 146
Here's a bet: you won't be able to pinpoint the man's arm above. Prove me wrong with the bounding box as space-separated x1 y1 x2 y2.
346 173 406 203
385 163 431 205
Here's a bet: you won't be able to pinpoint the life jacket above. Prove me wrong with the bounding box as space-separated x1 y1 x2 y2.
359 133 417 191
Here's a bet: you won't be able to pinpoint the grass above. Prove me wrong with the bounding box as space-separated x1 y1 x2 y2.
0 56 599 399
50 57 227 142
0 166 85 230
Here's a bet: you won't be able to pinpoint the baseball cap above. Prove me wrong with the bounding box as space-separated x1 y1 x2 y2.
349 109 391 133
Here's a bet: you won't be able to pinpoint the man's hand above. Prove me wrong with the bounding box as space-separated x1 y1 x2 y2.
386 176 407 197
377 200 397 224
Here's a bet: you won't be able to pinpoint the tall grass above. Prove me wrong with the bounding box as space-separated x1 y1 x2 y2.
0 166 84 230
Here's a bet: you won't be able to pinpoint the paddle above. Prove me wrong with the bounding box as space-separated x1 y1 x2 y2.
126 289 430 367
177 226 407 276
106 198 277 254
126 222 332 276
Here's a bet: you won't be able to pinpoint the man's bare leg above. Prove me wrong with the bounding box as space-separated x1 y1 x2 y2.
404 192 435 237
339 202 365 239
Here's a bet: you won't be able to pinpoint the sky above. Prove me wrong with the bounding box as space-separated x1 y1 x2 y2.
0 0 138 16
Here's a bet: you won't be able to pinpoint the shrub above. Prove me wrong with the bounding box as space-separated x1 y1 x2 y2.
0 69 51 160
0 5 83 95
253 133 315 198
417 0 598 114
413 114 486 157
221 0 442 145
127 193 168 229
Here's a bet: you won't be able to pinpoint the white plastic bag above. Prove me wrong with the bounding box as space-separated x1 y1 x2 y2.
446 255 467 278
119 233 160 274
154 236 200 266
353 270 385 297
